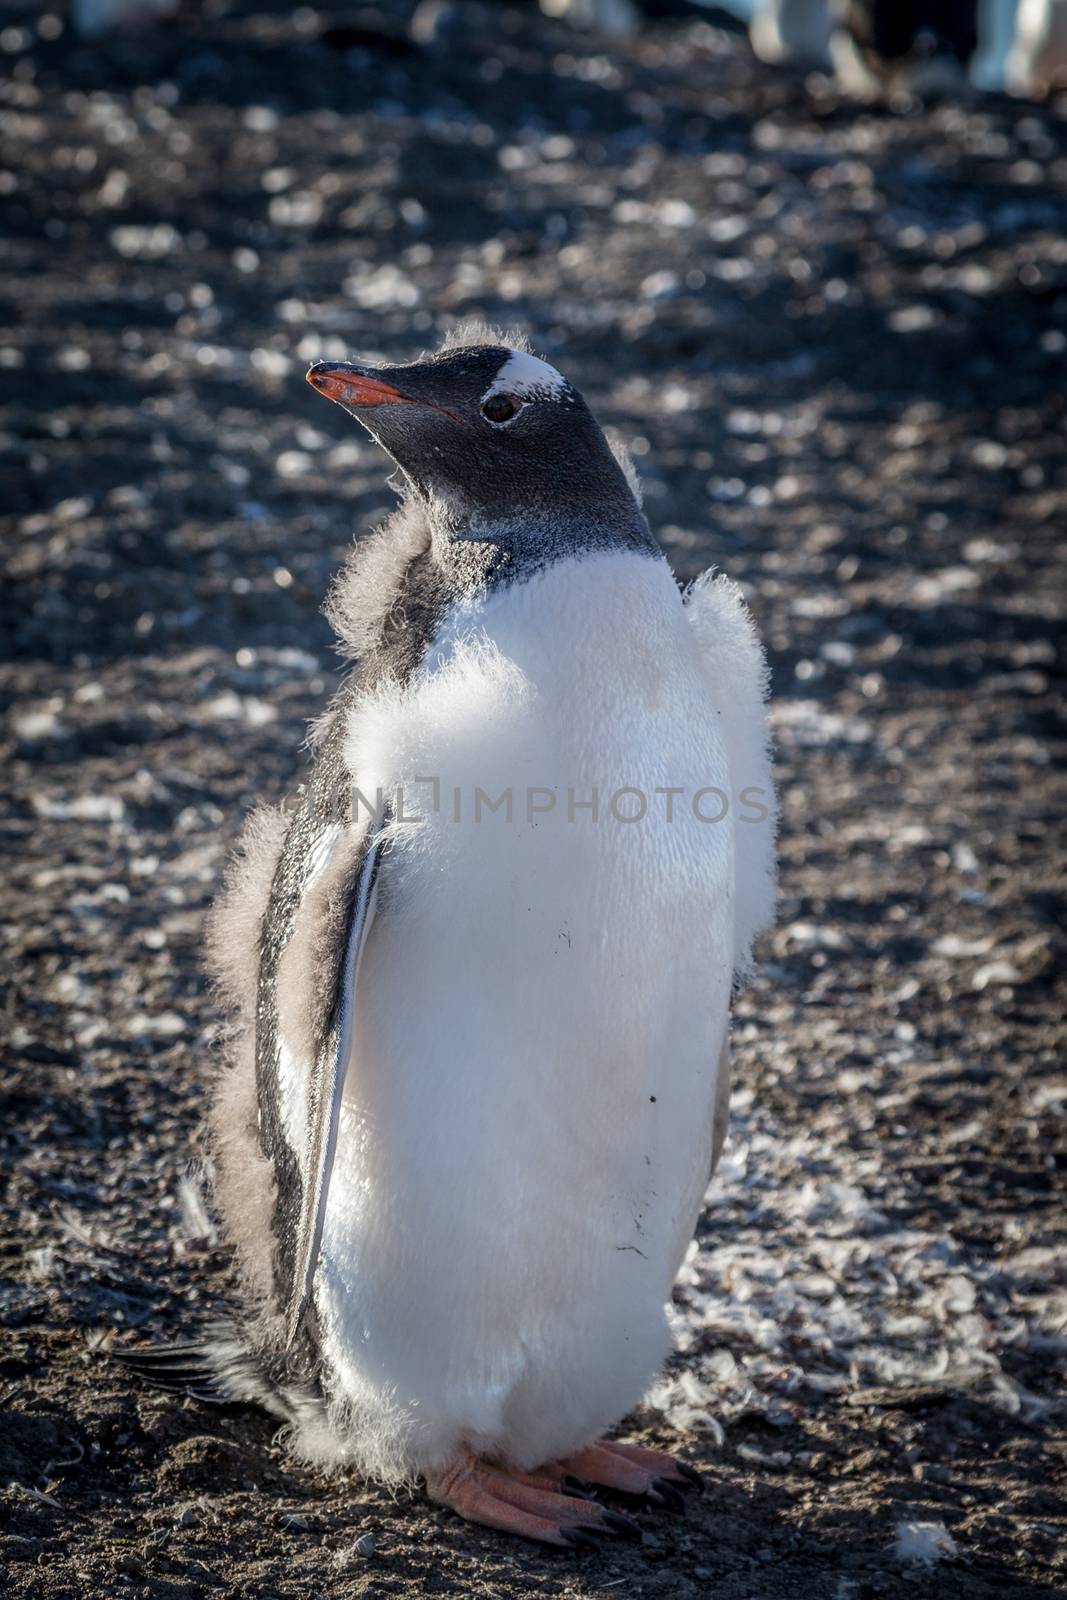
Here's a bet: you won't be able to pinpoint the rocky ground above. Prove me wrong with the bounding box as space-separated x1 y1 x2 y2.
1 3 1065 1597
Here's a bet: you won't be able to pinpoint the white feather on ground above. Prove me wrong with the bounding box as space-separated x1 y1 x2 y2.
649 1084 1067 1437
892 1520 959 1566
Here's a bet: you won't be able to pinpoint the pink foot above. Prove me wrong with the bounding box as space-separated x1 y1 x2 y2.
556 1438 703 1510
425 1452 644 1549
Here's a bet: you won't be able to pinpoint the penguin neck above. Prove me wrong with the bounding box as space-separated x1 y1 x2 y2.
427 498 658 596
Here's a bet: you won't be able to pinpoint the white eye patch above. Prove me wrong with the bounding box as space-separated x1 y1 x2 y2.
480 348 571 408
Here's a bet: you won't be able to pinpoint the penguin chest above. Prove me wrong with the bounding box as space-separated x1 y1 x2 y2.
321 551 733 1447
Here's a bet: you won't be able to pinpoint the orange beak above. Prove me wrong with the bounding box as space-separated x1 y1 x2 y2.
306 363 411 407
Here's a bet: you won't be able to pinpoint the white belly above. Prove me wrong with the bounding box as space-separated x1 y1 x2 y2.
315 550 734 1479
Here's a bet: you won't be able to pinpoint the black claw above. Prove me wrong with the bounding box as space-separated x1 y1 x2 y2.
560 1525 603 1552
675 1461 705 1494
562 1476 598 1501
649 1476 687 1513
601 1509 644 1542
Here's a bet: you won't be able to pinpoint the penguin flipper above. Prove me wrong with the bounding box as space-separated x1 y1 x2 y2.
284 821 387 1350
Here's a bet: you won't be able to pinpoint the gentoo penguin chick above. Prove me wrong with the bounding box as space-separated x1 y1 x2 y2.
749 0 833 69
126 328 776 1547
1007 0 1067 97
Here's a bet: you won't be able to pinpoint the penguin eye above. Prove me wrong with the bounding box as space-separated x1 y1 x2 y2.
481 393 521 425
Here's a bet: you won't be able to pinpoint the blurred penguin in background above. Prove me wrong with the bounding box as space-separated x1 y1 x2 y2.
749 0 981 93
540 0 642 33
831 0 980 95
750 0 833 66
1007 0 1067 94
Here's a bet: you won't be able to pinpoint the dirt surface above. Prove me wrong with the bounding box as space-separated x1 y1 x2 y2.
2 3 1066 1596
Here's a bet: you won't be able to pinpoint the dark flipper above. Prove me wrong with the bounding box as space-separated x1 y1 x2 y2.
285 822 387 1350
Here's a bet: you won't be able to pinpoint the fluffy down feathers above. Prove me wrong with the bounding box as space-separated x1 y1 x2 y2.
203 803 290 1302
323 498 430 666
438 320 531 354
684 571 777 981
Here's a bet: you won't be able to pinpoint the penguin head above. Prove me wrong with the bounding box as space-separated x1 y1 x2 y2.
306 336 649 556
